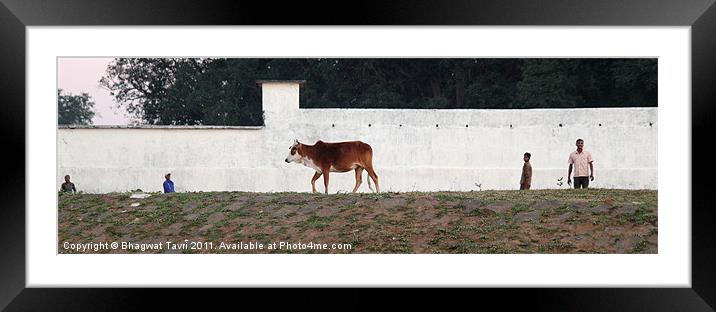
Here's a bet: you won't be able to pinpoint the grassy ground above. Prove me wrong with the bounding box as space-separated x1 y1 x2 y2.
58 189 657 254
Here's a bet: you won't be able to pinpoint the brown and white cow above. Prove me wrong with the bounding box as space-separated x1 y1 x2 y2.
285 139 379 194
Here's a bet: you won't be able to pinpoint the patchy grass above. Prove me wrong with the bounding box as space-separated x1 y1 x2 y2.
511 203 530 214
58 189 657 254
298 215 335 229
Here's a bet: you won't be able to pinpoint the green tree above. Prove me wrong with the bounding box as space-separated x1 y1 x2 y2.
193 58 265 126
515 59 581 108
464 59 522 108
610 59 658 107
58 89 95 125
100 58 212 125
101 58 267 126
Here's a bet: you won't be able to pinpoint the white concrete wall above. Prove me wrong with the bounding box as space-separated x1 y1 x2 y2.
58 81 657 193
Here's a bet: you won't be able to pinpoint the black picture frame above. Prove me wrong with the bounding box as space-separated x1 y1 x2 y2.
2 0 714 310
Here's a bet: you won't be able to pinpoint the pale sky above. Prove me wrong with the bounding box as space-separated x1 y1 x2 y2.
57 57 132 125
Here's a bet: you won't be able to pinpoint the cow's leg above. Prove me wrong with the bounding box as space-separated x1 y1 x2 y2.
365 165 380 193
352 167 364 193
311 171 322 193
322 171 330 194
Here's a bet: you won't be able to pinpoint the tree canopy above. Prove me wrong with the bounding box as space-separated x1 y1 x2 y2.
100 58 657 126
58 89 96 125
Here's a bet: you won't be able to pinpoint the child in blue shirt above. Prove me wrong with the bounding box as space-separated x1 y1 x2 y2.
163 173 175 193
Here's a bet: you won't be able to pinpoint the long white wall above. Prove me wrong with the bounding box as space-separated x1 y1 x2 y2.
58 82 657 193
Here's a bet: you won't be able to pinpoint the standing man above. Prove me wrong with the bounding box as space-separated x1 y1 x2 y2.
567 139 594 189
60 174 77 193
163 173 175 193
520 152 532 190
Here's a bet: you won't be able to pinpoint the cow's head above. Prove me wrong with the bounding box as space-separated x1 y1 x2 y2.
285 139 303 163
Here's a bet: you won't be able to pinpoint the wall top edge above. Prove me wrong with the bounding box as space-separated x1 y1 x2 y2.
57 125 265 130
256 80 306 85
296 107 658 112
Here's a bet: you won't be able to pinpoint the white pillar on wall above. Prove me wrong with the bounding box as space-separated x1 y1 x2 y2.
257 80 303 129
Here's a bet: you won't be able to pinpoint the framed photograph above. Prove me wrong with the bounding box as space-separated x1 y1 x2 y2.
3 0 715 310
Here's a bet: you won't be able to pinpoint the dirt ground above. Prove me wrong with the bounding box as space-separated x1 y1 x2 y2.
58 189 657 254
